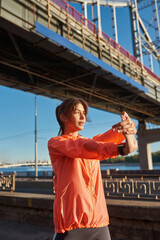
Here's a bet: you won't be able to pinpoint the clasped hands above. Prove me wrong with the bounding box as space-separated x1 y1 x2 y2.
112 111 137 136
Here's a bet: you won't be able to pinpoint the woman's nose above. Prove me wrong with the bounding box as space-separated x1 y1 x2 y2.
80 113 85 119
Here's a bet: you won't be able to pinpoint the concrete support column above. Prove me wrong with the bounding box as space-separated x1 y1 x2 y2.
137 120 153 170
138 140 153 170
138 121 160 170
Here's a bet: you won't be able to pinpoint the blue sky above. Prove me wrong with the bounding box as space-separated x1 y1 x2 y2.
0 86 126 163
0 2 160 164
0 85 159 164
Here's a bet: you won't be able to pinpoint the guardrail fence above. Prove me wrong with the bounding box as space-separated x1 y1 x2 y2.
0 172 16 193
102 169 160 201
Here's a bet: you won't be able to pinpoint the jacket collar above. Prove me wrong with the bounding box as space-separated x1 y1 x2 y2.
61 134 82 140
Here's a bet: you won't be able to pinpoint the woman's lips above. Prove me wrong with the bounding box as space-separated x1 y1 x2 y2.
79 122 85 126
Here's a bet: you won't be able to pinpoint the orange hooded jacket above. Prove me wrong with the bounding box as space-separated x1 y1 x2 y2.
48 129 125 233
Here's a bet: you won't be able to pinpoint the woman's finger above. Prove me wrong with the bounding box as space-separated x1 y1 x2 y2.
112 119 130 129
113 124 137 134
125 128 137 135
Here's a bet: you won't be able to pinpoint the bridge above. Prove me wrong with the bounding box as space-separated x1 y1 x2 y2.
0 162 51 169
0 0 160 169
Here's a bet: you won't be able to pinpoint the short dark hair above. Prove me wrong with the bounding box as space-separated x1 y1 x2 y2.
56 98 89 135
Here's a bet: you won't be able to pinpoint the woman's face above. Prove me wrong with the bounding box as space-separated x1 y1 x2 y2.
64 103 86 133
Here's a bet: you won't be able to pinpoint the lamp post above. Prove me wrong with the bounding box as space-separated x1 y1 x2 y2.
35 96 38 179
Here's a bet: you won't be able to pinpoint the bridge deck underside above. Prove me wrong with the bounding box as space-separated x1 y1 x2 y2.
0 16 160 124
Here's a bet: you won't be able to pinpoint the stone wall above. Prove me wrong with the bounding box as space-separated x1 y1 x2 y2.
107 200 160 240
0 192 160 240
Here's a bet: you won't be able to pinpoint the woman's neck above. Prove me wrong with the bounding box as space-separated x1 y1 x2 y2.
64 130 79 138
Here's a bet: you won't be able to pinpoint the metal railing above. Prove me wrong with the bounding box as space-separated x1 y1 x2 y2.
0 172 16 193
102 170 160 200
1 168 160 200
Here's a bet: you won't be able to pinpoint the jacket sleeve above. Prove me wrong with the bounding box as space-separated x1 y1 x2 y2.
92 128 125 144
48 136 119 160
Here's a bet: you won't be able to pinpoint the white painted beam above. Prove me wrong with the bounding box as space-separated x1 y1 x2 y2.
67 0 131 7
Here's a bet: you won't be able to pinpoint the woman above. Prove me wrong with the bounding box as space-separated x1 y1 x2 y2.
48 97 137 240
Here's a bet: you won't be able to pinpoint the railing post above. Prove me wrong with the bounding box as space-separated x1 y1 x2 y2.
66 3 70 40
97 28 102 60
81 15 85 50
47 0 52 29
12 172 16 193
33 3 36 25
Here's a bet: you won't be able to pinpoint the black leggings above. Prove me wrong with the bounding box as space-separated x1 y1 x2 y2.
53 226 111 240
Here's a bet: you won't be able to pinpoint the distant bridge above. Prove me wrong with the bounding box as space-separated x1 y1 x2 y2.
0 162 51 169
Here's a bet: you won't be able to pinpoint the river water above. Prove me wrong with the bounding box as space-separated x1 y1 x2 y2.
1 163 160 174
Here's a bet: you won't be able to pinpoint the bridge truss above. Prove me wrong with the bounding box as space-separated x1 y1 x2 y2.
0 0 160 125
68 0 160 71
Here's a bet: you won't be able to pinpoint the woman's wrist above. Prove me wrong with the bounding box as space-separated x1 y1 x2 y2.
118 144 126 156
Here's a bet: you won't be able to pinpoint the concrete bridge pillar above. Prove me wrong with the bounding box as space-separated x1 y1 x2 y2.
137 120 160 170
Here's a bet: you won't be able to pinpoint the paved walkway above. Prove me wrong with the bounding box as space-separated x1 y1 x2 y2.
1 191 160 207
0 191 54 240
0 191 160 240
0 219 53 240
0 191 54 199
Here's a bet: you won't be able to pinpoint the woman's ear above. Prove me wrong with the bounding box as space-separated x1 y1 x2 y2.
60 113 66 123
